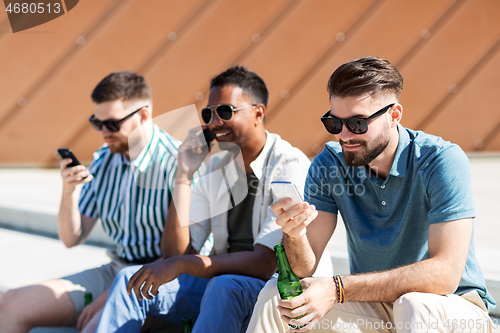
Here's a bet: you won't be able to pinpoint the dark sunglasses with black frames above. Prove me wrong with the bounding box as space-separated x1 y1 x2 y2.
89 106 147 132
321 103 395 135
201 104 256 124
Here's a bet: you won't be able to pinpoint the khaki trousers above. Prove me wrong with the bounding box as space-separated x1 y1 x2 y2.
246 279 494 333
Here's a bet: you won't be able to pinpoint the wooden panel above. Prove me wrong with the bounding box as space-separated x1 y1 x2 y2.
0 0 205 164
223 0 374 112
484 131 500 151
142 0 291 122
265 0 456 156
0 0 117 123
423 47 500 151
399 0 500 129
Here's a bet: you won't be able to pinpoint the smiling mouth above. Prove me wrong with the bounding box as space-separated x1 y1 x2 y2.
215 131 231 138
341 143 363 151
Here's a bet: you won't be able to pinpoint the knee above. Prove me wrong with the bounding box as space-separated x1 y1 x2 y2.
0 289 15 312
0 289 28 325
257 279 279 302
113 266 142 286
393 292 432 323
206 275 242 295
0 288 23 312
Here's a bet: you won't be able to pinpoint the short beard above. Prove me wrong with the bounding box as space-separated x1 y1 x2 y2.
341 132 390 167
106 138 129 155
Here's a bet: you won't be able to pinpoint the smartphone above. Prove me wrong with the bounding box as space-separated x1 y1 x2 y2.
270 181 303 211
203 127 215 143
57 148 82 167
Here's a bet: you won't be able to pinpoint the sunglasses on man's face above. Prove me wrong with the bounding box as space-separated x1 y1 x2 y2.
89 106 147 132
201 104 256 124
321 103 395 135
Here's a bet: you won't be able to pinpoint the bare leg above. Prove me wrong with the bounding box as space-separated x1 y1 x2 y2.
0 280 77 333
81 308 102 333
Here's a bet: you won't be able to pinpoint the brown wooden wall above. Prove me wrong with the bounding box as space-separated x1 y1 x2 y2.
0 0 499 166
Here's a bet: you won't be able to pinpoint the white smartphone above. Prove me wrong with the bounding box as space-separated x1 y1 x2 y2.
270 181 303 211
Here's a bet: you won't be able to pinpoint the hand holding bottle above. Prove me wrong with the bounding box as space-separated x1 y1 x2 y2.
277 277 338 332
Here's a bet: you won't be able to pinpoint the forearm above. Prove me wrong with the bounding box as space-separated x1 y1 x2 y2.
161 183 194 258
58 186 84 248
282 233 318 278
177 245 277 281
343 257 460 303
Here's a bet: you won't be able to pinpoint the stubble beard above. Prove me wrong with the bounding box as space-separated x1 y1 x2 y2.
341 131 390 167
105 136 129 155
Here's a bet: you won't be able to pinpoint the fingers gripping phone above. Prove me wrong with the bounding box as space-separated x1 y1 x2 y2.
203 127 215 143
57 148 82 167
270 181 303 211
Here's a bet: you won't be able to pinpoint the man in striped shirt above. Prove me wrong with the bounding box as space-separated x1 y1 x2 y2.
96 66 332 332
0 71 179 333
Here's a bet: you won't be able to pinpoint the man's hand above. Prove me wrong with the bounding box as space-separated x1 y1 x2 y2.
277 277 337 332
60 158 92 192
176 126 212 181
271 198 318 239
127 258 180 301
76 290 108 331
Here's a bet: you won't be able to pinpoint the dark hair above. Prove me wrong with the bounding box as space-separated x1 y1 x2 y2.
327 56 403 100
210 66 268 107
91 71 152 104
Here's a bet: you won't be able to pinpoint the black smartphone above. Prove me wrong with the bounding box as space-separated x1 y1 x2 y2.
203 127 215 143
57 148 81 167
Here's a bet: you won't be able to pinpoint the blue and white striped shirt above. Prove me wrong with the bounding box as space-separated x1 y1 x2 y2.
79 124 180 261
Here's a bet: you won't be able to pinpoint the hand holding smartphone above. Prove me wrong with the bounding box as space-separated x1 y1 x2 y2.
57 148 81 167
270 181 303 211
58 148 89 181
203 127 215 144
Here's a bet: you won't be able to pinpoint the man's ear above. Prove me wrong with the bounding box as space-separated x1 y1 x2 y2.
139 106 151 123
254 104 266 126
390 103 403 128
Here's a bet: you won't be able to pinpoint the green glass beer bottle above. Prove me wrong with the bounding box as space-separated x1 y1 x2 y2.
274 244 303 299
84 292 93 306
182 318 192 333
275 244 305 328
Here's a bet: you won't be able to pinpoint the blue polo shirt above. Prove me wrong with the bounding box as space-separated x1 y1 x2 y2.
305 124 495 310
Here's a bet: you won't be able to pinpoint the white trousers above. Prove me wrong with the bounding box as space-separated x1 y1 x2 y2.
246 279 494 333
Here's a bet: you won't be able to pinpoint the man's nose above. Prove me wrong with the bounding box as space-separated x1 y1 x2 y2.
339 124 355 142
209 110 224 127
100 124 112 136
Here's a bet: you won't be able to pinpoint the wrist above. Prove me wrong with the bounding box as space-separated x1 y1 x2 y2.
174 171 193 183
333 275 345 303
171 256 186 277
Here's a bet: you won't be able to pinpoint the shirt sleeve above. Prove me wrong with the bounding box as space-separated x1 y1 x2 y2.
78 157 101 219
426 145 476 224
304 150 339 215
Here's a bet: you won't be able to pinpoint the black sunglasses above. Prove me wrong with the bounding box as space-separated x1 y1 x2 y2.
201 104 256 124
89 106 147 132
321 103 395 135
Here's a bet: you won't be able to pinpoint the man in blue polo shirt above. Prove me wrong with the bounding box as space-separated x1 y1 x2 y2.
247 56 495 333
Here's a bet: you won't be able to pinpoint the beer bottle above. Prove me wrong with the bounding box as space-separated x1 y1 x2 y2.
275 244 305 328
182 318 192 333
84 292 93 306
274 244 303 299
